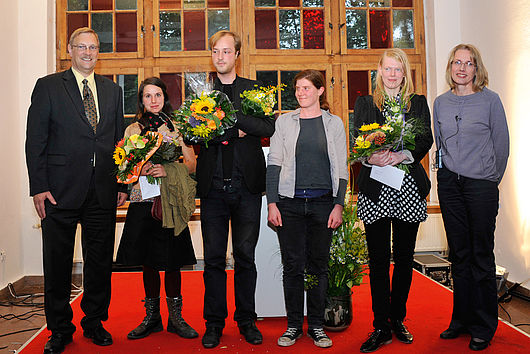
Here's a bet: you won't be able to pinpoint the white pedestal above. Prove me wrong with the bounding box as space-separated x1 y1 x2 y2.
255 196 286 317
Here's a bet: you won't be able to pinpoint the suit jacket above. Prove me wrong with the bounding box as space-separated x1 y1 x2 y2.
25 68 125 210
352 94 433 201
195 76 275 197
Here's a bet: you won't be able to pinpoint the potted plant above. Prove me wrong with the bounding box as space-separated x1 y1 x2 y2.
324 188 368 331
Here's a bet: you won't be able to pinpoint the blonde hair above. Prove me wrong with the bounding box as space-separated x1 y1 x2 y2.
69 27 99 47
373 48 414 111
208 31 241 55
445 43 488 92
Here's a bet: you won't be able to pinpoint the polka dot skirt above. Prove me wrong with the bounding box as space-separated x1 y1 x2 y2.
357 174 427 225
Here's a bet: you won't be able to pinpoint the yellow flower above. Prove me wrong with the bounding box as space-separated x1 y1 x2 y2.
113 147 126 165
129 134 140 144
359 123 380 131
355 136 366 145
358 140 371 148
381 125 393 131
192 94 216 114
191 125 212 138
355 136 371 149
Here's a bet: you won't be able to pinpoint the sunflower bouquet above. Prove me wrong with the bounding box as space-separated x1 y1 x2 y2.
240 84 285 117
350 95 417 172
173 90 237 147
113 131 179 184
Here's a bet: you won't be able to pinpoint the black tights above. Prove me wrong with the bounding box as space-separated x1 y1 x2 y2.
143 265 182 298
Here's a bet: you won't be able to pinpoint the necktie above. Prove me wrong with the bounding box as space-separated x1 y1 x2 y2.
82 79 97 133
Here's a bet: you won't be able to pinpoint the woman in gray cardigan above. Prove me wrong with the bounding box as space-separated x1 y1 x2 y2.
434 44 509 351
266 70 348 349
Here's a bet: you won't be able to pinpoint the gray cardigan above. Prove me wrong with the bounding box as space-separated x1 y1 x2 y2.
266 108 348 203
433 87 509 183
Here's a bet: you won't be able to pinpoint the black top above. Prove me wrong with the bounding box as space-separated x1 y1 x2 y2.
25 68 125 209
352 94 434 202
193 76 275 197
212 82 242 190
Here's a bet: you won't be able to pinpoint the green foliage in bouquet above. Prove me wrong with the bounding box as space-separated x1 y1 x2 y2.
240 84 285 118
327 190 369 297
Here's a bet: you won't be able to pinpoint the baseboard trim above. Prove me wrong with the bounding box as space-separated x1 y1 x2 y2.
0 275 44 301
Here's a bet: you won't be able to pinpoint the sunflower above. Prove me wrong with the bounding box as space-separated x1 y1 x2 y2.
113 147 126 165
192 95 216 115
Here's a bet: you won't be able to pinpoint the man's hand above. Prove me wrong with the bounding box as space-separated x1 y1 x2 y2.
33 191 57 219
327 204 343 229
117 192 128 207
267 203 282 227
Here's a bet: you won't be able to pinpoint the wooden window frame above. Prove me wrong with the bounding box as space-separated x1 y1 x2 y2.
56 0 429 192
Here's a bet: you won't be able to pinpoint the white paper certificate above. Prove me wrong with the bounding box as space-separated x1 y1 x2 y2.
370 165 405 191
139 176 161 200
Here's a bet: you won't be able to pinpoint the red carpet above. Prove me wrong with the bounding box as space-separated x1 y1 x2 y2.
21 270 529 353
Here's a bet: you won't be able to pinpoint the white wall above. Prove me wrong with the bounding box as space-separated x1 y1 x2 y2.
0 0 23 289
426 0 530 284
0 0 53 290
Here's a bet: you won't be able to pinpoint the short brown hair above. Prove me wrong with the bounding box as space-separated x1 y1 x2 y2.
373 48 414 111
69 27 100 47
208 31 241 55
293 69 330 111
445 43 488 92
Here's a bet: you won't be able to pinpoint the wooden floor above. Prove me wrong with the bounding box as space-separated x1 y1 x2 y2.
1 271 529 353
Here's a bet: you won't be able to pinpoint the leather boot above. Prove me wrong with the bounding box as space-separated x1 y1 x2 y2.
167 296 198 338
127 297 163 339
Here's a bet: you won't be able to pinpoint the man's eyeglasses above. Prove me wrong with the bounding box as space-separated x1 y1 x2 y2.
72 44 99 52
452 60 475 68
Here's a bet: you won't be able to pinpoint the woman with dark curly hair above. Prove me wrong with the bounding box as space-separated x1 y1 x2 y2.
117 77 198 341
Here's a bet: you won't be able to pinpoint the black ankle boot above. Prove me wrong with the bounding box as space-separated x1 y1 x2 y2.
127 297 163 340
167 296 199 338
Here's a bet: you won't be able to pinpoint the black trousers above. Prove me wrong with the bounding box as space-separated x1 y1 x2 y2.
437 168 499 341
200 184 261 328
364 217 419 330
276 195 334 330
41 174 116 335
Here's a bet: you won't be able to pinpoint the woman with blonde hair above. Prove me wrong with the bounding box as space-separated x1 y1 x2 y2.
353 48 433 352
434 44 509 351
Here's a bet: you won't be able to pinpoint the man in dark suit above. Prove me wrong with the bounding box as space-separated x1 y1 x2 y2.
25 27 127 354
198 31 275 349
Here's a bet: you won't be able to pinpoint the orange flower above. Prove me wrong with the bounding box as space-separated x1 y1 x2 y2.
213 107 225 120
365 131 385 143
207 119 217 130
192 112 206 121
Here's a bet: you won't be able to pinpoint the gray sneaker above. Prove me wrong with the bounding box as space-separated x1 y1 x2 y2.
277 327 303 347
307 327 332 348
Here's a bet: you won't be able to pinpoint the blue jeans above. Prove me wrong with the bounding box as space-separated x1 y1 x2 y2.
201 184 261 328
276 194 334 329
437 168 499 341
